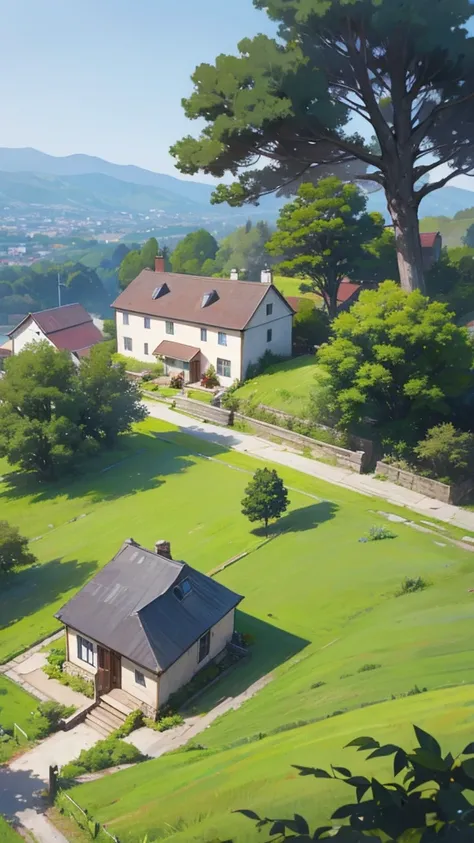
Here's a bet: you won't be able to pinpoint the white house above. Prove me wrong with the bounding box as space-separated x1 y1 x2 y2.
8 303 103 363
112 258 294 385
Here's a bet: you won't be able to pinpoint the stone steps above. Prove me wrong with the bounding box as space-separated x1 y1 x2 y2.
85 699 128 738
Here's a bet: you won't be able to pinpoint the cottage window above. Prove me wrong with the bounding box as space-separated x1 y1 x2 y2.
77 635 94 666
218 332 227 346
216 358 231 379
144 343 149 356
200 328 207 342
166 321 174 335
198 630 211 663
124 337 133 352
266 303 273 316
267 329 272 343
135 670 146 687
144 317 151 329
123 312 129 326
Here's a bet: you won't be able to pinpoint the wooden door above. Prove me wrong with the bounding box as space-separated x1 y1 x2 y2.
110 651 121 690
190 359 200 384
97 646 111 695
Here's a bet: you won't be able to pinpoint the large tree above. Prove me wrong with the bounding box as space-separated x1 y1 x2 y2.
170 229 218 276
266 178 384 318
241 468 289 536
211 220 274 281
171 0 474 293
314 281 474 443
118 237 160 290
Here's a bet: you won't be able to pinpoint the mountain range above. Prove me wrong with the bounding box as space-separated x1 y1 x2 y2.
0 147 473 221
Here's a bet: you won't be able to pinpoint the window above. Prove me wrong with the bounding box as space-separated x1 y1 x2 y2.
144 316 151 329
200 327 207 342
135 670 146 687
198 630 211 663
267 329 272 343
77 635 94 666
218 332 227 346
124 337 133 352
166 321 174 335
123 312 129 326
217 358 231 379
144 343 149 355
266 303 273 316
173 577 192 602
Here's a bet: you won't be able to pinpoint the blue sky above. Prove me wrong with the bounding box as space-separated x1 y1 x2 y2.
0 0 275 178
1 0 473 191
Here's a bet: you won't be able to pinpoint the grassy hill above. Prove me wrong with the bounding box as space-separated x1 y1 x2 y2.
420 214 474 247
233 356 323 418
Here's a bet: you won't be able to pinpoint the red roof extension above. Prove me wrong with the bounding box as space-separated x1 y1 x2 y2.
420 232 440 248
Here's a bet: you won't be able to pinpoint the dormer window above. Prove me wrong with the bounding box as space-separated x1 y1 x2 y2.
201 290 219 308
173 577 192 601
152 283 170 300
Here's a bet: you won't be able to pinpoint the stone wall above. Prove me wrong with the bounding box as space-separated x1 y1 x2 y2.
174 396 232 425
63 660 95 683
376 461 474 505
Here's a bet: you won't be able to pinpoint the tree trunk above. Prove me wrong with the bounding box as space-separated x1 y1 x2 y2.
386 190 425 294
264 517 268 537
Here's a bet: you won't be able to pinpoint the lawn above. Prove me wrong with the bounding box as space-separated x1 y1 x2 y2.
186 389 214 404
0 817 24 842
2 416 474 838
0 676 39 762
274 274 320 304
71 685 474 843
233 355 323 417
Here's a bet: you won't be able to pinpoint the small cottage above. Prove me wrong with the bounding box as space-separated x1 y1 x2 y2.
55 539 243 718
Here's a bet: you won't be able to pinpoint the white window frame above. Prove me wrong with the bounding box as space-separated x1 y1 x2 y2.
200 328 207 342
123 312 129 326
144 316 151 329
144 342 149 355
124 337 133 352
135 669 146 687
166 321 174 335
218 332 227 346
217 358 231 378
198 630 211 663
77 635 95 666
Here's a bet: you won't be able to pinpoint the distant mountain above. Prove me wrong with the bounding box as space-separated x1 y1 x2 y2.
0 147 473 222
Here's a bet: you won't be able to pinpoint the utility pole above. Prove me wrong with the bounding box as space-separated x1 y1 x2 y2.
57 272 66 308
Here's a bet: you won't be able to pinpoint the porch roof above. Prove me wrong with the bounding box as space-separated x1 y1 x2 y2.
153 340 200 362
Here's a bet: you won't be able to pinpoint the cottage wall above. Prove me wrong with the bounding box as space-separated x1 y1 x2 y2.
121 656 158 715
158 610 235 707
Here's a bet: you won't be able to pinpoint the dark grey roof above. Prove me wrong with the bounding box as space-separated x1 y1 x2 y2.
55 541 243 673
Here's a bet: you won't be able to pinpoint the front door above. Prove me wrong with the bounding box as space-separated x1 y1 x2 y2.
110 651 121 690
190 359 200 384
97 646 111 694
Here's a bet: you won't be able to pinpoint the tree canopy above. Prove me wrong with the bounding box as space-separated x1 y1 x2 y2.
241 468 289 536
426 249 474 318
209 220 273 281
0 261 107 316
172 0 474 293
314 281 474 444
170 229 218 276
0 342 147 479
0 521 36 574
266 178 384 318
118 237 161 290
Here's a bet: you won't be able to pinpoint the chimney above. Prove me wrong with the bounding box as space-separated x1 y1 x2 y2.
155 540 172 559
155 255 165 273
261 267 273 284
230 268 239 281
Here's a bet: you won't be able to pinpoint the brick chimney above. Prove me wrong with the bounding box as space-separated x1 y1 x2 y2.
155 540 172 559
155 255 165 273
230 268 239 281
261 267 273 284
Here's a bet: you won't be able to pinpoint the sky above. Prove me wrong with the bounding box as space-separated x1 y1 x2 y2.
0 0 473 191
0 0 275 179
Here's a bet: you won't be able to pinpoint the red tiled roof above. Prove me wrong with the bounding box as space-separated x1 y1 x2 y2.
285 296 307 312
420 232 440 248
9 303 103 355
153 340 201 361
112 270 292 331
0 347 11 358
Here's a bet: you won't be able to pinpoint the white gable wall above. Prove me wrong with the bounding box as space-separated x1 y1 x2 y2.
241 286 293 379
11 317 54 355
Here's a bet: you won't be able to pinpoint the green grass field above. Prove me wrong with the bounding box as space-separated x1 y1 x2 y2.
233 355 322 417
0 677 39 762
0 817 24 842
420 215 474 248
274 275 320 303
2 416 474 839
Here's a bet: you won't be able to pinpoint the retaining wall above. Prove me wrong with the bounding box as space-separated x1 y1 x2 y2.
376 461 474 505
174 396 232 425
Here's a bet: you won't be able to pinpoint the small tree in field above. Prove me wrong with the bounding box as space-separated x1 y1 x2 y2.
0 521 36 574
241 469 289 536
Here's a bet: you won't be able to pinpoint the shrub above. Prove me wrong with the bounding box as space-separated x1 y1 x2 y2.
31 701 75 739
113 709 144 738
396 576 428 596
112 353 163 376
200 364 220 388
170 371 185 389
414 423 474 484
311 681 326 689
61 738 144 779
144 713 184 732
221 392 240 412
367 525 397 542
46 644 66 670
357 663 381 673
43 662 94 698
